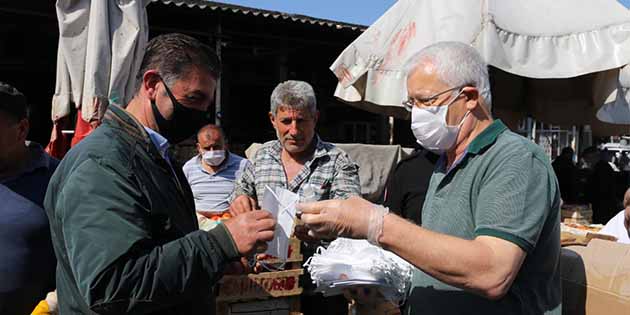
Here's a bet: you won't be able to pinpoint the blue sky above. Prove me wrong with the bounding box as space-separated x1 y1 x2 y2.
215 0 397 26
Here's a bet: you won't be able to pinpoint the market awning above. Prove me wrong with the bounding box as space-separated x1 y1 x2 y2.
330 0 630 132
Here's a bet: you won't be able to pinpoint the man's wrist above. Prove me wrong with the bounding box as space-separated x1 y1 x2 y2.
367 204 389 246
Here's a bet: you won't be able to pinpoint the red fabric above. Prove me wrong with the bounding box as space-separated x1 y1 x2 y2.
45 114 99 159
70 114 97 147
45 117 72 159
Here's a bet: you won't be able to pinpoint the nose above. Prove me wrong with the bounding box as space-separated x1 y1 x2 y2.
289 121 299 135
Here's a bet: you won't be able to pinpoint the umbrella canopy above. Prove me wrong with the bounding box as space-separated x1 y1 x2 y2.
331 0 630 133
47 0 149 158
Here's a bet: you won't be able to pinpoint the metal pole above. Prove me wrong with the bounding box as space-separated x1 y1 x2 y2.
215 23 222 126
388 116 394 145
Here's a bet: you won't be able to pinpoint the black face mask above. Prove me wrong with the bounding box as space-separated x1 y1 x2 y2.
151 78 209 143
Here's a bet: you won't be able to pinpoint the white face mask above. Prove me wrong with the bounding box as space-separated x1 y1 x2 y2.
410 91 470 154
202 150 226 166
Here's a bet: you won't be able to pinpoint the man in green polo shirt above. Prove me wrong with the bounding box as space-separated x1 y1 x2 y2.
297 41 561 315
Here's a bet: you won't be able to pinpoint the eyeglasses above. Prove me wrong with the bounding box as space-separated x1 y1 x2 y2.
403 85 466 112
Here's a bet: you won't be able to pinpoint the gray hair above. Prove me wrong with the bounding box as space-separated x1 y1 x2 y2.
270 80 317 117
404 41 492 110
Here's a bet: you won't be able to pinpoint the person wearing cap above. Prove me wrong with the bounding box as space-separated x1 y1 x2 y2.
0 82 58 314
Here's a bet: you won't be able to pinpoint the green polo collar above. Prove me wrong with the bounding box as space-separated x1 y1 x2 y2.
467 119 508 155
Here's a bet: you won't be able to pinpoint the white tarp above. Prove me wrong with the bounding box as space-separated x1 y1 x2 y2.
245 143 414 203
331 0 630 124
53 0 149 123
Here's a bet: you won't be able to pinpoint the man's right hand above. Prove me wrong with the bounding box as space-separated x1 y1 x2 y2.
223 210 275 256
230 195 258 216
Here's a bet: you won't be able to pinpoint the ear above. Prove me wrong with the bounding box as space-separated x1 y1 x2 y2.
17 118 29 142
314 110 320 124
142 70 162 101
462 87 480 112
268 112 276 129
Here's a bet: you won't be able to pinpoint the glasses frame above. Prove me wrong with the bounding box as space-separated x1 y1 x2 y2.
403 85 467 112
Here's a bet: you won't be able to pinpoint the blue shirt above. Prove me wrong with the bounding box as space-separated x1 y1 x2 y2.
144 126 170 160
183 152 250 213
0 142 58 312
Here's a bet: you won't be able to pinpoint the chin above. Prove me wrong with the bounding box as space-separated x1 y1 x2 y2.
284 144 307 154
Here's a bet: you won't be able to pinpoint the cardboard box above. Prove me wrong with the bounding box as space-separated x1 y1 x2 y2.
560 239 630 315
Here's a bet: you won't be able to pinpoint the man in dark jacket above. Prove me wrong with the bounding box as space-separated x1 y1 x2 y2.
44 33 275 314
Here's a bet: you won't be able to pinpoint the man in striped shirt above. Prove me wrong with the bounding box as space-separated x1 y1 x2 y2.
183 124 250 219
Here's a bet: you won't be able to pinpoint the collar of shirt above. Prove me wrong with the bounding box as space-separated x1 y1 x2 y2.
143 126 170 160
0 142 55 184
437 120 507 174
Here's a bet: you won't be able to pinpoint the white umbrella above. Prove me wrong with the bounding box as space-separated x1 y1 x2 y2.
331 0 630 126
47 0 149 157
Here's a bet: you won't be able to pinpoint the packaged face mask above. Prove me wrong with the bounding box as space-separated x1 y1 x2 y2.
304 237 413 304
261 185 298 261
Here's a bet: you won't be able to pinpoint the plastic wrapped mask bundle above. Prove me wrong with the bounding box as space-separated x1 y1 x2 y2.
304 237 413 303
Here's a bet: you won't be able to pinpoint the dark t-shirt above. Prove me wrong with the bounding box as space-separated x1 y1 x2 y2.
0 143 58 314
384 148 438 225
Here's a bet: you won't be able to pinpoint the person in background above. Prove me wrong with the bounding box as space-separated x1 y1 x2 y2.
298 42 561 315
600 187 630 244
230 80 361 315
0 82 58 315
384 144 439 225
183 124 250 228
552 147 577 204
44 33 275 314
586 149 622 223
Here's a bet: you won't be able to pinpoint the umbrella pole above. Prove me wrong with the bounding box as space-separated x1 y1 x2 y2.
389 116 394 145
215 24 223 126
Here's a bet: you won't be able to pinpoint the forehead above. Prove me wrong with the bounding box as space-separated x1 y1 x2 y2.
198 129 223 143
275 106 313 119
171 66 217 94
406 62 448 96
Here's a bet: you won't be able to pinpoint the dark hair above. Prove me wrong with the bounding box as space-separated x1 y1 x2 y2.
136 33 221 92
0 81 28 121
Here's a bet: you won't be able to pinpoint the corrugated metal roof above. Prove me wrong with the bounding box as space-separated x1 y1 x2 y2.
152 0 367 31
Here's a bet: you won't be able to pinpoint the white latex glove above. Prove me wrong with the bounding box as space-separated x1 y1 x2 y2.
297 196 389 245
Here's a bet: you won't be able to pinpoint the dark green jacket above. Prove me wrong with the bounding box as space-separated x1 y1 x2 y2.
44 105 240 314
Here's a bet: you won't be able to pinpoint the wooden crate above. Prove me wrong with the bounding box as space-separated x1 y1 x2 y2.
217 269 304 302
561 204 592 225
259 237 303 265
216 236 305 314
217 296 302 315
